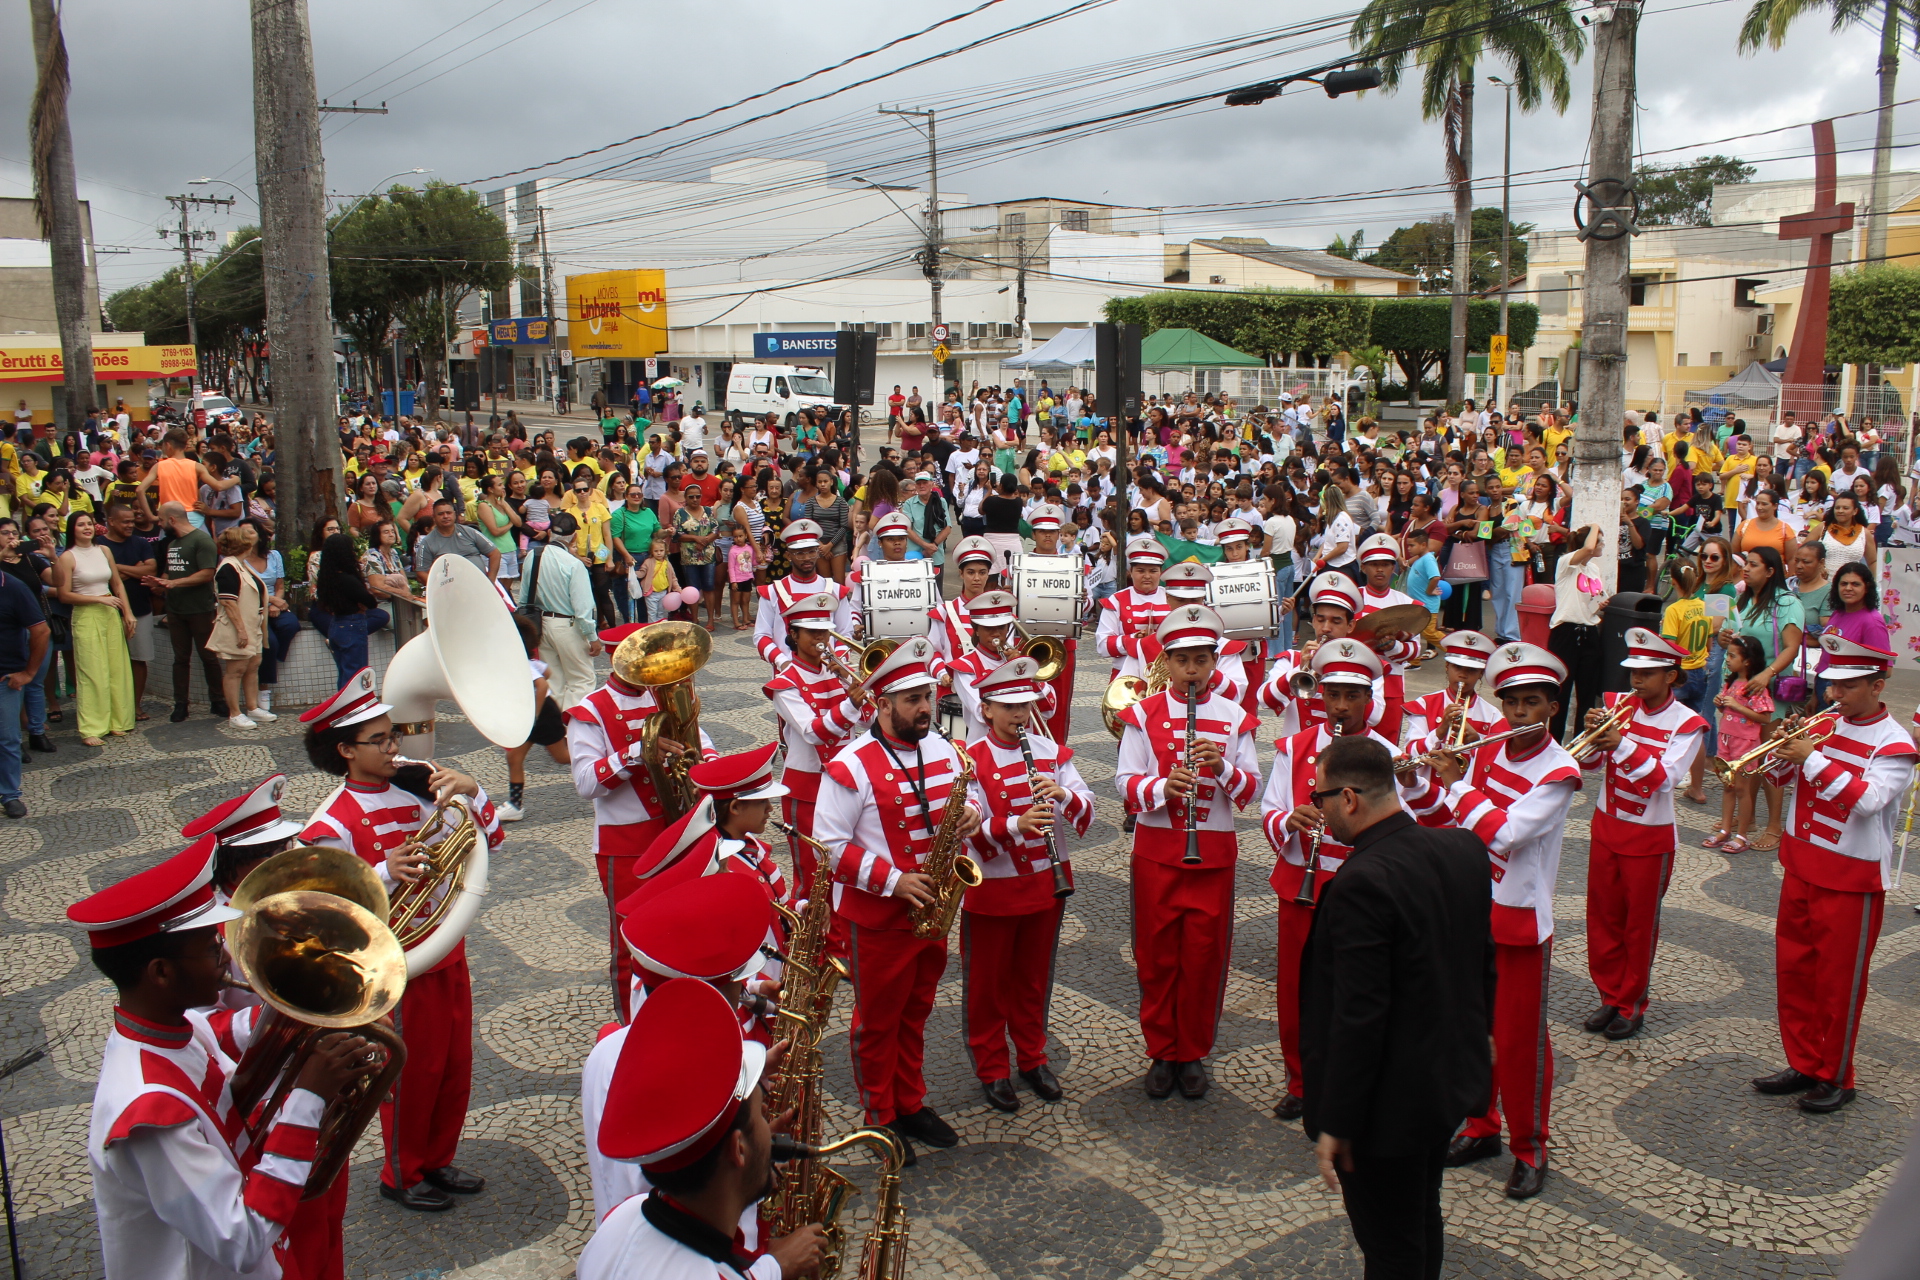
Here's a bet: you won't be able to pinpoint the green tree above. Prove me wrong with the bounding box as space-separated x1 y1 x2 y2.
1369 296 1539 396
1351 0 1583 403
1827 266 1920 364
1102 290 1374 362
1632 155 1757 227
1325 229 1369 260
105 229 266 400
1364 208 1532 294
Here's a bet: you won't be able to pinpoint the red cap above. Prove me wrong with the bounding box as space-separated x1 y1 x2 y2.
599 624 645 646
180 774 302 849
67 841 242 948
619 874 773 983
597 978 767 1170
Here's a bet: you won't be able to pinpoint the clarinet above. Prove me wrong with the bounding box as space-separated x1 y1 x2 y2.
1015 724 1074 900
1182 679 1202 866
1293 719 1341 906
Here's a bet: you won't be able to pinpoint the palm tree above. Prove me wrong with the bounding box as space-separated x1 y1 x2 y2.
1352 0 1584 405
1739 0 1919 262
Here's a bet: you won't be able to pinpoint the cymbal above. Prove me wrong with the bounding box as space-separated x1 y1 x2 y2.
1352 604 1431 639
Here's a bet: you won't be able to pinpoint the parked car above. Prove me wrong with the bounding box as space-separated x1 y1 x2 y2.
197 394 244 428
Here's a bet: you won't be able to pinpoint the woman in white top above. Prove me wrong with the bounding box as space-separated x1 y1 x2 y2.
1813 491 1876 569
1547 523 1607 740
53 510 135 745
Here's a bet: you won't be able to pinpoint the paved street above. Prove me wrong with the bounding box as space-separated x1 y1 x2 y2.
4 629 1917 1278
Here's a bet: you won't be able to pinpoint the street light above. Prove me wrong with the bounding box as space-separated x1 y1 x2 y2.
333 168 429 226
1224 66 1382 106
1488 75 1516 409
188 177 255 206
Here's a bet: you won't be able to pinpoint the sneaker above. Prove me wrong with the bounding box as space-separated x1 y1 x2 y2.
256 690 273 711
228 714 258 729
247 707 278 722
495 801 524 822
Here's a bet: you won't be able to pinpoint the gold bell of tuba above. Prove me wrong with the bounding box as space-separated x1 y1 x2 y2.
225 846 409 1198
610 621 714 823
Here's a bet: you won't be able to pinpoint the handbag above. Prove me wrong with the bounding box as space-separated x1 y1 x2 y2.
1442 537 1489 584
1769 598 1810 703
514 543 547 634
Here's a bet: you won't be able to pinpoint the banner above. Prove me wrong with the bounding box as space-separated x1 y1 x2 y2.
753 331 840 359
566 269 667 358
0 345 197 383
489 317 551 346
1880 548 1920 667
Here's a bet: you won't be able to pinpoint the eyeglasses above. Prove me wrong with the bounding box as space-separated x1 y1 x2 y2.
352 733 400 751
1308 786 1350 805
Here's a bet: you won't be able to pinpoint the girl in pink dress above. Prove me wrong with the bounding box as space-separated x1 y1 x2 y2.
1704 633 1775 854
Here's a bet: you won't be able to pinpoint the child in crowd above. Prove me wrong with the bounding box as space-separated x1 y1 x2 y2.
727 519 757 630
636 532 680 623
1403 526 1445 657
522 477 552 550
499 612 572 822
1704 633 1774 855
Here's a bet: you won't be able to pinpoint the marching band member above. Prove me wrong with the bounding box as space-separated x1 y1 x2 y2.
1262 640 1447 1121
843 511 933 639
945 591 1057 743
1577 627 1707 1043
930 535 997 665
577 979 826 1280
751 519 842 672
299 668 504 1214
1160 563 1249 703
1258 572 1386 738
1094 536 1170 678
762 592 874 898
1023 504 1082 742
1753 635 1917 1114
1114 605 1262 1101
71 842 371 1280
1427 643 1580 1200
813 638 985 1160
1399 631 1502 753
634 743 794 905
566 625 720 1024
1355 532 1424 736
960 657 1094 1112
1213 518 1269 714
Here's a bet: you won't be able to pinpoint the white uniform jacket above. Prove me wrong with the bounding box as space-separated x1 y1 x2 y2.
1256 649 1386 738
751 571 847 671
576 1189 778 1280
1094 587 1170 673
1438 734 1582 946
1581 691 1707 829
1114 689 1262 868
962 731 1095 913
564 680 720 847
945 646 1059 744
764 659 871 802
1400 687 1504 755
1776 707 1920 892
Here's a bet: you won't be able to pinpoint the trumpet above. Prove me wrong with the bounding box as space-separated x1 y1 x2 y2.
828 630 899 679
1566 698 1638 762
1444 681 1473 751
1391 722 1552 774
1707 711 1840 781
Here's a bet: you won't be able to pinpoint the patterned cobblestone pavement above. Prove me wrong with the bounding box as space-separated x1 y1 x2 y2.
4 627 1916 1278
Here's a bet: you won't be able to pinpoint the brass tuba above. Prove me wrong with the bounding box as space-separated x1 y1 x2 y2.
771 1129 911 1279
225 846 409 1198
611 622 714 823
1101 650 1172 740
907 739 982 939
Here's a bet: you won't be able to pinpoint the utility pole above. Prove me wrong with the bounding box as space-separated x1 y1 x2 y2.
161 195 233 391
1014 232 1029 352
537 205 559 414
880 106 944 394
27 0 96 434
252 0 340 549
1571 0 1643 590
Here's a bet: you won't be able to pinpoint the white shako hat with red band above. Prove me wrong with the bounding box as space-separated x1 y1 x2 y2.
68 842 242 949
967 590 1015 627
1156 603 1225 651
1359 533 1402 565
1311 637 1384 687
597 977 768 1173
1028 504 1065 531
181 774 302 850
781 590 840 630
873 511 911 539
298 666 389 733
975 656 1045 705
1162 563 1213 599
1308 571 1362 616
1441 630 1498 670
1215 518 1254 545
687 741 788 802
1125 536 1167 567
1485 642 1568 693
1821 632 1896 680
619 872 773 985
781 519 824 550
1621 626 1689 669
955 535 996 567
866 636 939 694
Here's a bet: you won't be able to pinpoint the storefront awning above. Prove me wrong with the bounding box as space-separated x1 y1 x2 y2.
0 345 197 383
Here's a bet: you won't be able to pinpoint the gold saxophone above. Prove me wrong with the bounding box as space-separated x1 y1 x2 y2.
908 741 983 939
774 1129 911 1280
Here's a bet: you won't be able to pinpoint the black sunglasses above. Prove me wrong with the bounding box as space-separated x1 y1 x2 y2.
1309 785 1350 805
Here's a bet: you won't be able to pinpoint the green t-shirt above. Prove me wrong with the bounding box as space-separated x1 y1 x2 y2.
162 527 218 615
609 504 660 560
1733 591 1806 666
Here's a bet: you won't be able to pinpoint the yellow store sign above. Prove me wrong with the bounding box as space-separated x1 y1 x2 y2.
566 269 666 359
0 345 197 383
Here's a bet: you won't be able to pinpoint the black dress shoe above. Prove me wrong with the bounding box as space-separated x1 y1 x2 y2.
1272 1093 1305 1121
27 734 54 753
1145 1059 1176 1099
893 1133 917 1168
1444 1133 1502 1167
1019 1064 1063 1101
981 1078 1019 1113
1582 1003 1618 1033
1123 813 1137 833
1751 1067 1818 1095
890 1107 958 1148
1177 1060 1209 1099
1 799 23 819
1603 1012 1644 1041
1505 1157 1548 1199
378 1181 454 1212
170 704 190 723
421 1166 485 1194
1798 1081 1857 1113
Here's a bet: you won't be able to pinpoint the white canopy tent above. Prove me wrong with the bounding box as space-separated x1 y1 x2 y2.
1000 327 1095 370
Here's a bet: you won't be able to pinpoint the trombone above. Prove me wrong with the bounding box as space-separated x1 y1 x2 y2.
1706 711 1839 782
1566 698 1638 762
827 630 899 679
1392 722 1552 775
1010 618 1065 681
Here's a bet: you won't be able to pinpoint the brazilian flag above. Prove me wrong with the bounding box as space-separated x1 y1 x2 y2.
1154 531 1225 565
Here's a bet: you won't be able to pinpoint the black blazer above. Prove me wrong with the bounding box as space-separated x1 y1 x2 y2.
1300 811 1496 1156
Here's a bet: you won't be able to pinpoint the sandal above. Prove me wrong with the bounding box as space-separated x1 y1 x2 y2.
1721 835 1751 854
81 737 104 748
134 711 151 721
46 709 62 723
1749 831 1781 851
1700 829 1729 848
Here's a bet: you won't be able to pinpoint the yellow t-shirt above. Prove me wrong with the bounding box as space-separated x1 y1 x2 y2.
1661 597 1710 671
1542 424 1572 455
1666 434 1721 476
650 560 669 592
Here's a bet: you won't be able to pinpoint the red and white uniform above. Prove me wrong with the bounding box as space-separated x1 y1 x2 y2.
960 729 1094 1083
1114 687 1261 1063
814 715 986 1125
89 1005 322 1280
1094 587 1170 676
1581 690 1707 1021
577 1193 772 1280
1400 686 1503 754
763 659 870 897
1357 582 1422 702
929 594 980 667
751 571 847 670
947 645 1059 742
1255 651 1385 738
1772 707 1916 1087
302 778 504 1194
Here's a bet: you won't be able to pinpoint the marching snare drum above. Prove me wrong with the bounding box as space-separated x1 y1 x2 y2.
1207 560 1281 640
859 560 939 640
1009 552 1084 638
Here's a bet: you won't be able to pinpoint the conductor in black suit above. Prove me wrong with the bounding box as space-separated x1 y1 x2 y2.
1299 735 1495 1279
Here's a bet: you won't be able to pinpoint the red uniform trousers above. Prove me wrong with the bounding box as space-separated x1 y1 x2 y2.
959 902 1064 1081
1131 857 1237 1063
1043 649 1075 745
1462 939 1556 1166
1585 811 1674 1019
1271 859 1337 1098
1777 870 1884 1088
781 794 821 903
281 1172 348 1280
845 920 947 1124
596 816 669 1024
380 951 473 1191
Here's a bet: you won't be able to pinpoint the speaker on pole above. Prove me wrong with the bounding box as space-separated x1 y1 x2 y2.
832 329 878 407
1095 322 1142 422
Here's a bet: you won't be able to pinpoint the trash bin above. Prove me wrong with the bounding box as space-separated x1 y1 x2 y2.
1519 583 1556 648
1600 591 1667 692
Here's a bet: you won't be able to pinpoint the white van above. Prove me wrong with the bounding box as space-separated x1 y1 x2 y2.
725 363 836 430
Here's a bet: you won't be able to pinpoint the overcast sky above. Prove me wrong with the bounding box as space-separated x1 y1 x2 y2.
0 0 1896 299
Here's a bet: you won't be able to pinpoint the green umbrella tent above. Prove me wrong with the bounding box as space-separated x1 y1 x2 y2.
1137 328 1266 368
